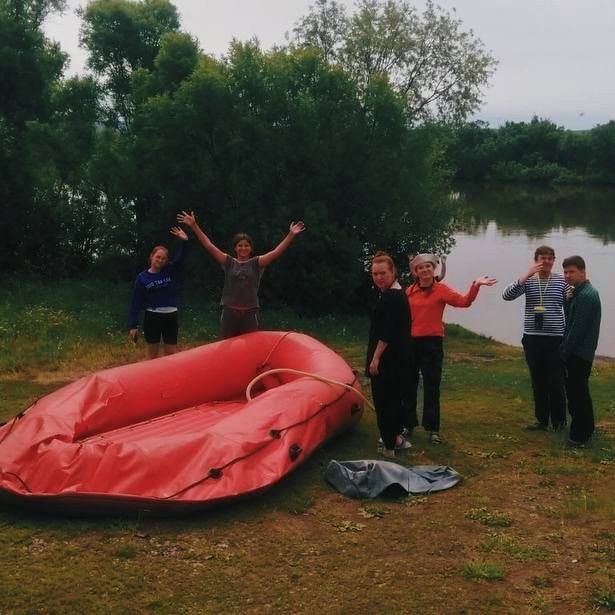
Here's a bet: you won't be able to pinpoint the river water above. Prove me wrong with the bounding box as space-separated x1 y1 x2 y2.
443 185 615 357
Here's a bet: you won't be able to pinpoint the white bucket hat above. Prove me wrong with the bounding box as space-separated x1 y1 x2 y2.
409 253 439 274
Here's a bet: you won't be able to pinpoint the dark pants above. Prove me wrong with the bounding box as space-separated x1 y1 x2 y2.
221 307 259 339
565 354 594 443
370 371 404 450
521 335 566 428
143 310 178 344
404 337 443 433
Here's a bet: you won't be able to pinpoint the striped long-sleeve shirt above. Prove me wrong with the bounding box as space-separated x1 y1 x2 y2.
502 274 569 336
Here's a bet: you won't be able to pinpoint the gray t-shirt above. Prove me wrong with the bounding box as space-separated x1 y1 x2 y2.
220 255 264 308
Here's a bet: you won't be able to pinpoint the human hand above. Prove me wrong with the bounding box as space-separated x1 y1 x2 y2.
369 357 380 376
526 262 543 278
289 221 306 236
565 287 574 300
177 210 196 228
129 329 139 343
170 226 188 241
474 276 497 287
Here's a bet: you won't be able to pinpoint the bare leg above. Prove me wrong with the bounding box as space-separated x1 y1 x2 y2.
146 343 160 360
163 344 178 356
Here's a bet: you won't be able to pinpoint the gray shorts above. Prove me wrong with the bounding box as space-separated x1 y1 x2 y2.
221 307 259 339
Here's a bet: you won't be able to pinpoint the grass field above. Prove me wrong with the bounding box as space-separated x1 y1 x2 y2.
1 280 614 614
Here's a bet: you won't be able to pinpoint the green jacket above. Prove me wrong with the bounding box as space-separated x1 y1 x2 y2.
561 281 601 363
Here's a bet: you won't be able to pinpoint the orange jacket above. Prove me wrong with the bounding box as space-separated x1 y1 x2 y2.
406 281 479 337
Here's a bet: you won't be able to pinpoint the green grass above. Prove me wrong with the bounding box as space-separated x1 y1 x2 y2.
1 279 614 614
478 533 551 561
465 507 513 527
593 588 615 611
463 561 505 581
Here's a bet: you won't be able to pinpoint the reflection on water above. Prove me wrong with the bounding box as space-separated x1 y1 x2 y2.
457 184 615 243
444 185 615 357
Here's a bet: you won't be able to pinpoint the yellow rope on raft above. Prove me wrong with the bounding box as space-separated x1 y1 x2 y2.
245 368 375 411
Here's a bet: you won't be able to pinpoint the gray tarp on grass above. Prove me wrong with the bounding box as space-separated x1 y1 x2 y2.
324 460 462 499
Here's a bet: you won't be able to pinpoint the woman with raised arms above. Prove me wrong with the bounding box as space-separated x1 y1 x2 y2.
177 211 305 338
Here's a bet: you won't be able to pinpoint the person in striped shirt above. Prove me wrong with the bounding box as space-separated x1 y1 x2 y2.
502 245 570 432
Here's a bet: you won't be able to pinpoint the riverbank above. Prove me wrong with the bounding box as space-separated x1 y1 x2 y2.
1 282 614 613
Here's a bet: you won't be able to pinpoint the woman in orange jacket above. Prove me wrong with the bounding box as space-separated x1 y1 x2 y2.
405 254 496 444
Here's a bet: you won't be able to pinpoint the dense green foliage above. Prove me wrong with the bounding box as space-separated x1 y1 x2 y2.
446 117 615 185
1 0 476 311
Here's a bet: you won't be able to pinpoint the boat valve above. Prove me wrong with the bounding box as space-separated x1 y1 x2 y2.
289 444 302 461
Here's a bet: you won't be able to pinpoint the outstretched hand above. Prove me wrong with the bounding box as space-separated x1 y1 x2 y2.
474 276 497 287
170 226 188 241
289 221 306 236
177 210 196 228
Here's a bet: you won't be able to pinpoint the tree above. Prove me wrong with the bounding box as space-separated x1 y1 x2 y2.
292 0 497 123
589 121 615 179
128 43 454 310
78 0 180 127
0 0 68 271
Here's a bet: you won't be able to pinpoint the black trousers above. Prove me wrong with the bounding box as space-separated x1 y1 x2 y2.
521 335 566 428
565 354 594 443
370 370 404 450
404 337 443 433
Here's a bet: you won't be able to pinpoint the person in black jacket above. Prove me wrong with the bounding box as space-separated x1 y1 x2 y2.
366 251 413 458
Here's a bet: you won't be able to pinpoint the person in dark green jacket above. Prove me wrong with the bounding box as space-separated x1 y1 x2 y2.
560 256 601 447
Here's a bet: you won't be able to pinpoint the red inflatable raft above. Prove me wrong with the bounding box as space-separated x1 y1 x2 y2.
0 331 363 514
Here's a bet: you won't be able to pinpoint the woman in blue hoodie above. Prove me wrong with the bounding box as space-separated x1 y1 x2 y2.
128 226 189 359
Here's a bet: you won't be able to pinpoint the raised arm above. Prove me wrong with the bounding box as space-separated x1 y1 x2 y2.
169 226 189 266
258 221 306 268
445 276 497 308
502 263 540 300
176 211 226 266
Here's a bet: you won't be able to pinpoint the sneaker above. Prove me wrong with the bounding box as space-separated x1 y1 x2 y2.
401 427 413 439
566 438 586 448
395 436 412 451
525 422 548 431
380 448 396 459
429 432 442 444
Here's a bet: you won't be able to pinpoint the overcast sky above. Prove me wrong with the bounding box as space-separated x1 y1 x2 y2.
44 0 615 130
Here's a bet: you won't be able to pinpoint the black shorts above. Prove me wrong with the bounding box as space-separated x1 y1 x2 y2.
143 310 178 345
